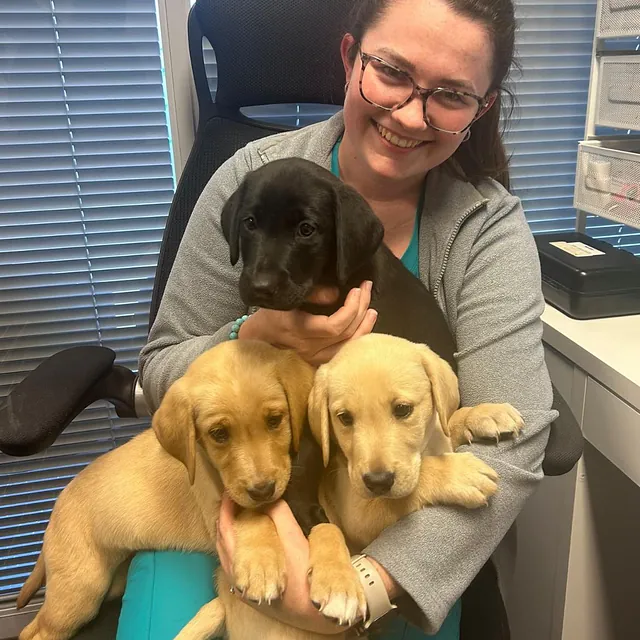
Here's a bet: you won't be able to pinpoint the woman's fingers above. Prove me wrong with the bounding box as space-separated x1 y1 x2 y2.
305 285 340 305
264 500 308 551
216 493 237 577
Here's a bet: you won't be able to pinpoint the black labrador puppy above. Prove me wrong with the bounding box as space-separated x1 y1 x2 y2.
221 157 456 370
220 157 509 639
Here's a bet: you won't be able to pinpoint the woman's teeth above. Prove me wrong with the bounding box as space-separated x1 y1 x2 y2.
376 123 423 149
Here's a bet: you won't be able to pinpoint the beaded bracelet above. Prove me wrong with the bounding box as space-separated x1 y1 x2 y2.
229 314 249 340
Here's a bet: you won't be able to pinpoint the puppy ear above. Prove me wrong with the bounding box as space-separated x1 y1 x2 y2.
418 345 460 437
276 350 315 453
333 182 384 285
152 379 197 485
220 185 244 266
307 365 331 467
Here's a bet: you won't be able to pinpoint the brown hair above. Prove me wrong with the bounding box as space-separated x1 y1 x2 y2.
345 0 518 189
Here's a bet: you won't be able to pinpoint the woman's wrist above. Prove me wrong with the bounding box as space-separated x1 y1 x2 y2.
367 557 403 601
237 310 265 341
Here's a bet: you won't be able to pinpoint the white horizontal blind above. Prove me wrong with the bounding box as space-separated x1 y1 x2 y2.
0 0 174 603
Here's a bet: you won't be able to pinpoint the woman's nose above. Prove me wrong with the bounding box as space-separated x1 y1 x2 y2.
390 94 428 133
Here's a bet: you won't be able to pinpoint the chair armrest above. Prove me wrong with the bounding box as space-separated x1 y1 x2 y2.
0 346 143 457
542 384 584 476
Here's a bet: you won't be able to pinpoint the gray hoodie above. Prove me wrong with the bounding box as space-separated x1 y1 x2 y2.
139 112 555 633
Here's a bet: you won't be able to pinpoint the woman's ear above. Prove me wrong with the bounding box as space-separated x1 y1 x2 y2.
340 33 358 85
477 91 498 121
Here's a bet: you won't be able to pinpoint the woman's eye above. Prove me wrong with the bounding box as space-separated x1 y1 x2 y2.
337 410 354 427
210 427 230 443
266 414 283 430
393 403 414 419
243 216 257 231
298 222 316 237
438 90 464 105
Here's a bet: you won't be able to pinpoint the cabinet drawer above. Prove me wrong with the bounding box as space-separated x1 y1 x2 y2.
583 377 640 486
597 0 640 38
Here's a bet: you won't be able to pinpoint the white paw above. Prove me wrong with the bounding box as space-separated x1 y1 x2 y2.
308 563 366 626
233 547 286 604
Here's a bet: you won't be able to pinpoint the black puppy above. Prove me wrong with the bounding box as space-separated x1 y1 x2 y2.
221 157 456 369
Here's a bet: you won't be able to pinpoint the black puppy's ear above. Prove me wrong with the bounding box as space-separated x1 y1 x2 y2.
220 185 244 266
333 182 384 285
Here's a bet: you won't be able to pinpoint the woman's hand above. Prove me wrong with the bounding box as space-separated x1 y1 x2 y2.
238 281 377 367
216 495 350 635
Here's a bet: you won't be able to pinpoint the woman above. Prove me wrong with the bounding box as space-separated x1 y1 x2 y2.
129 0 555 637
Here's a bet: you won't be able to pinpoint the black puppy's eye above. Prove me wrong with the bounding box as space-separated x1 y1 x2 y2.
337 410 354 427
243 216 257 231
210 427 229 444
393 403 414 419
297 221 316 237
266 414 283 430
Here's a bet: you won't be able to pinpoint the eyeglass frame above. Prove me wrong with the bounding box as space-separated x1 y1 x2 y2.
357 51 492 135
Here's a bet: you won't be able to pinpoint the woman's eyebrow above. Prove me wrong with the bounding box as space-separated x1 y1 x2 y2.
374 47 477 92
375 47 416 72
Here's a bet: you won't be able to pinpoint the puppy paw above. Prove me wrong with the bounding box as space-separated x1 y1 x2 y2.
233 545 286 605
456 403 524 446
308 561 367 627
441 452 499 509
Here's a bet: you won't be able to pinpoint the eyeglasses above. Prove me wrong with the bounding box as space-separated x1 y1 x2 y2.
358 51 490 135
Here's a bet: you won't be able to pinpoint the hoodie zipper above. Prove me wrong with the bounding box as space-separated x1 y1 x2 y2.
433 199 487 298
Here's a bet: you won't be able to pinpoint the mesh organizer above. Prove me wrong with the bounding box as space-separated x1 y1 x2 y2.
575 139 640 228
596 56 640 131
597 0 640 38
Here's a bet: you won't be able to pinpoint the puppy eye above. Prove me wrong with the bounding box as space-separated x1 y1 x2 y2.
297 222 316 237
266 414 283 430
243 216 257 231
210 427 230 444
337 410 354 427
393 403 414 419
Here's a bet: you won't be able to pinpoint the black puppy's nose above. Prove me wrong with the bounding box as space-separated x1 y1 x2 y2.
250 275 278 296
247 481 276 502
363 471 395 495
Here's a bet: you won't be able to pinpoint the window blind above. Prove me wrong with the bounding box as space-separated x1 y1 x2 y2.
510 0 639 254
0 0 174 604
201 0 637 254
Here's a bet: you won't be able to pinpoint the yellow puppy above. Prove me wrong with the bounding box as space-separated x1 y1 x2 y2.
308 333 524 551
17 340 331 640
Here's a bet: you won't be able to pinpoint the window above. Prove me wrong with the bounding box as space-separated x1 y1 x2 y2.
0 0 174 612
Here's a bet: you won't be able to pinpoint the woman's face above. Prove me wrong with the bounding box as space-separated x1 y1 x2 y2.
341 0 496 184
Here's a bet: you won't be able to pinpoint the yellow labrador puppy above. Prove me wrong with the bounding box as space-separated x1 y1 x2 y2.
308 333 524 551
18 340 354 640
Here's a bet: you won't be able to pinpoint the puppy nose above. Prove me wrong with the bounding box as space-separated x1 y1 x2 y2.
363 471 395 495
247 481 276 501
250 275 278 296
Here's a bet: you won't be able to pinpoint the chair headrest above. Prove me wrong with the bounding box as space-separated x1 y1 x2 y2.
194 0 349 108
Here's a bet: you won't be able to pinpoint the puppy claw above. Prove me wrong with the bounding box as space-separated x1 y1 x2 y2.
308 565 366 626
233 546 286 605
459 403 524 446
442 452 500 509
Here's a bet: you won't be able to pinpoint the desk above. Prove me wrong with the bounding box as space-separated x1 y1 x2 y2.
507 306 640 640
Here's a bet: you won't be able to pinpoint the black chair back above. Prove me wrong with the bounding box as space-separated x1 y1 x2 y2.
149 0 349 325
